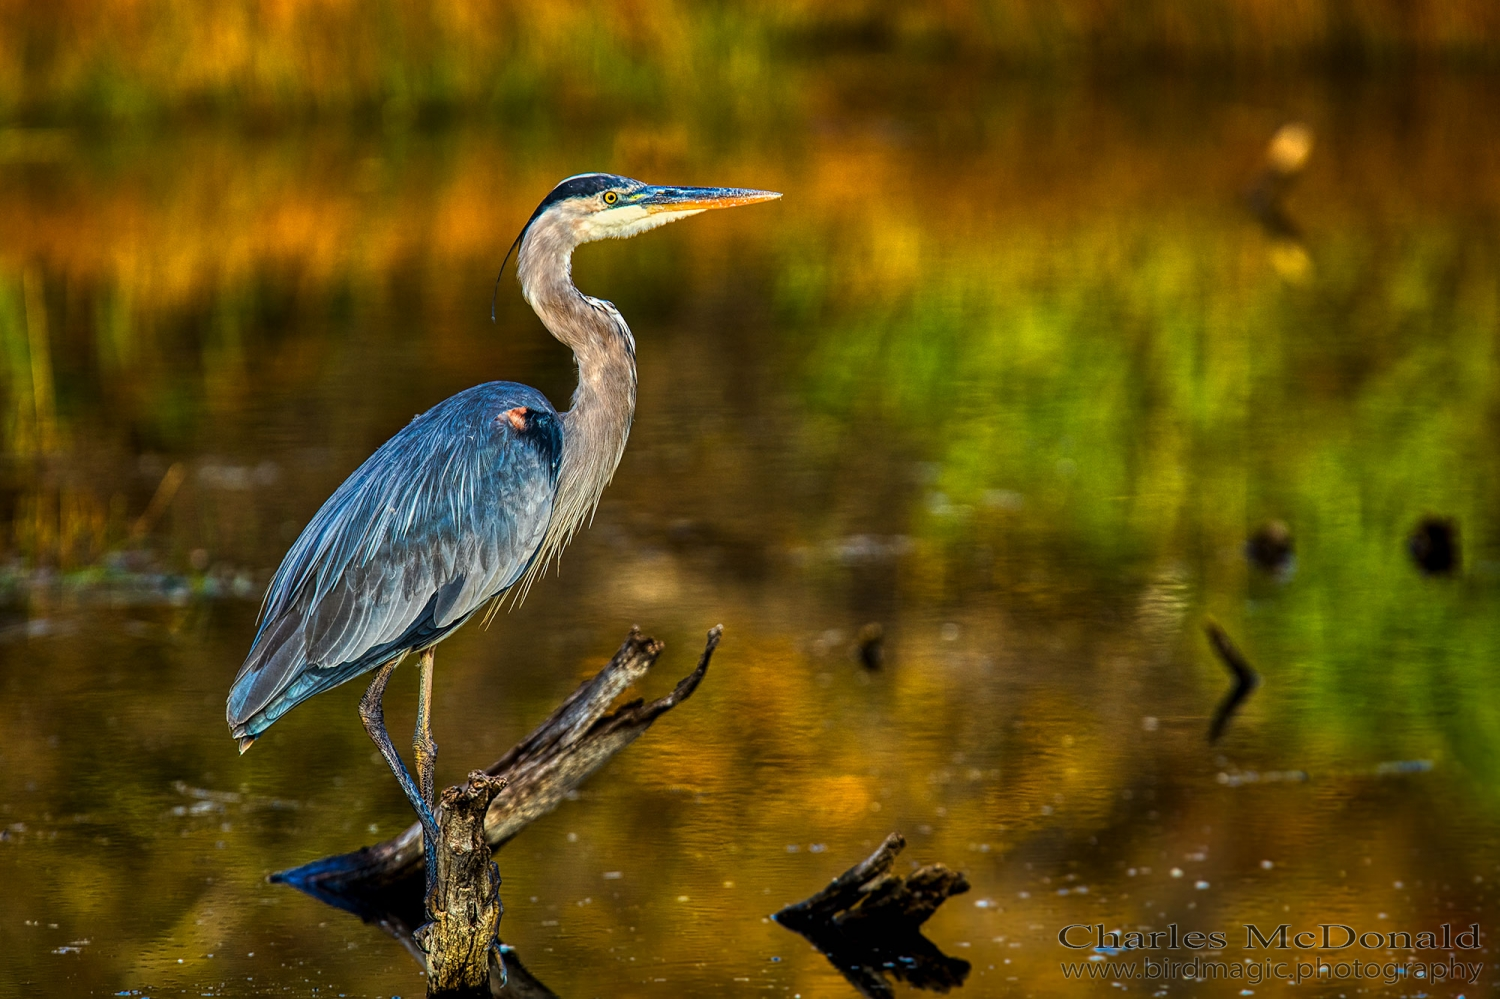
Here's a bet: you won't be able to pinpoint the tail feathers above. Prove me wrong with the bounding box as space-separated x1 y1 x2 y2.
228 655 385 749
227 611 308 744
227 591 454 750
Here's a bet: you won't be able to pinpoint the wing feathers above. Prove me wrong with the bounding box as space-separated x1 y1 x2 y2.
227 383 563 737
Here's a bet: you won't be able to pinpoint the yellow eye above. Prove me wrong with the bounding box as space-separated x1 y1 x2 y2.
603 191 618 205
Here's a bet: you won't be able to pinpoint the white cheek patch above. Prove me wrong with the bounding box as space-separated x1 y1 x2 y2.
588 205 649 232
578 205 707 242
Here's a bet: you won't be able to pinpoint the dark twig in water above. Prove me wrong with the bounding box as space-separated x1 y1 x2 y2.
1205 621 1260 744
1245 123 1313 241
1245 520 1294 576
1408 516 1460 576
773 833 971 997
857 622 884 670
272 626 722 995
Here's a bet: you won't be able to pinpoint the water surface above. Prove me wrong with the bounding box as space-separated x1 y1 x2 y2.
1 67 1499 997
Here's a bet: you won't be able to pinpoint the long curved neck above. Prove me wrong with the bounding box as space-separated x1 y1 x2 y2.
517 214 638 576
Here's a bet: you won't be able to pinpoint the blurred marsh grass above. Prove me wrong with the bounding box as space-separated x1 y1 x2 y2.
789 213 1500 760
2 1 1499 120
0 74 1496 588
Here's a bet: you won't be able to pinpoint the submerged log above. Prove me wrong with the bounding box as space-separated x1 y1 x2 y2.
773 833 971 997
273 626 722 994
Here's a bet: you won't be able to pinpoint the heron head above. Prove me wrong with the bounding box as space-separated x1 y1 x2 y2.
523 173 781 245
496 173 780 319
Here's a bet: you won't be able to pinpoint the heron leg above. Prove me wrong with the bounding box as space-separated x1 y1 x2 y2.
413 647 439 896
358 657 440 844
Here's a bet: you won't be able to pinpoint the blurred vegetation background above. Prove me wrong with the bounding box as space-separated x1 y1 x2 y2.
1 0 1498 120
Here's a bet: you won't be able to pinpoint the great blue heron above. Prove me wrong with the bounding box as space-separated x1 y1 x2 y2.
226 173 779 883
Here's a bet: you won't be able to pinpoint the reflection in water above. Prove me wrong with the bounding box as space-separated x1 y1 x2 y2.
773 834 971 997
792 930 970 999
1 68 1499 997
856 622 884 670
1408 515 1461 576
272 842 561 999
1203 621 1261 745
1244 519 1294 577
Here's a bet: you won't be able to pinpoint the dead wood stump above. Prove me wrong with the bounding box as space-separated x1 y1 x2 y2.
272 626 722 996
773 833 971 997
417 772 507 994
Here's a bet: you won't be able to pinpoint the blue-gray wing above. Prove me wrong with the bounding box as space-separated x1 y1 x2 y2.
227 382 562 742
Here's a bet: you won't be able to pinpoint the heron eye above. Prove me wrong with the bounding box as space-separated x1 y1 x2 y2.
603 191 618 205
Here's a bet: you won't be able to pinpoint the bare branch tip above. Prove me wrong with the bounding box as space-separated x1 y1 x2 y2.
617 627 663 661
694 632 722 672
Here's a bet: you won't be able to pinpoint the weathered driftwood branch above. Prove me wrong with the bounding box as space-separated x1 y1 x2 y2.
773 833 971 997
774 832 969 934
272 625 722 994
